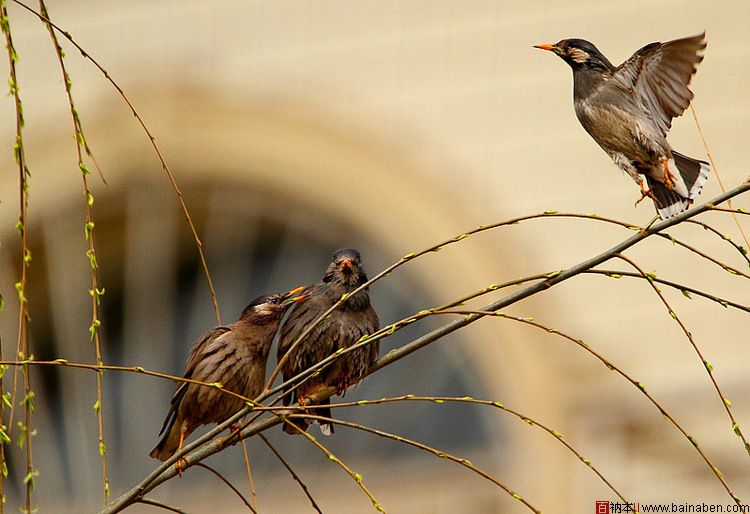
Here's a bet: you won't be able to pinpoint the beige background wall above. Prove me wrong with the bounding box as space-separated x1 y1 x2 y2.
0 1 748 512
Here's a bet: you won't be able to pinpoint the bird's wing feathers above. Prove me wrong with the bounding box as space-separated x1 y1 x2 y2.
611 33 705 135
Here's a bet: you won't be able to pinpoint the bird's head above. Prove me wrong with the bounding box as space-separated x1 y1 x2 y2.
240 287 308 323
323 247 368 288
534 38 613 72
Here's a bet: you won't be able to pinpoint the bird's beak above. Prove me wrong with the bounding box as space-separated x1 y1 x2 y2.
339 259 353 272
281 286 309 306
533 43 556 52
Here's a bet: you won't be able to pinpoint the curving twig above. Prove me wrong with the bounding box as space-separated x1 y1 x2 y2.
259 434 323 514
11 0 221 325
194 463 257 513
615 253 750 457
298 413 542 513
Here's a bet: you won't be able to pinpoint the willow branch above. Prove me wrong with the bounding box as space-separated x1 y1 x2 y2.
615 253 750 457
11 0 221 324
259 434 323 514
194 463 256 513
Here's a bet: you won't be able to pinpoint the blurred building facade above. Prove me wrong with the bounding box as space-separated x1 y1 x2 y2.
0 1 748 512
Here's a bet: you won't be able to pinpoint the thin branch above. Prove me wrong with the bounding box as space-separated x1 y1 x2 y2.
690 104 750 251
283 419 385 513
135 497 187 514
583 269 750 313
11 0 221 325
1 3 34 511
240 440 258 512
297 395 628 504
615 253 750 457
299 414 542 514
194 463 257 513
709 206 750 216
259 434 323 514
37 0 110 501
684 219 750 268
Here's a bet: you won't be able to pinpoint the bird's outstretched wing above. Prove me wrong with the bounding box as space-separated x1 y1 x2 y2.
611 33 706 135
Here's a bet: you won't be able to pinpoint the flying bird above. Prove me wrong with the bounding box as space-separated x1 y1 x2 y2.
534 33 709 219
277 248 379 435
149 289 306 464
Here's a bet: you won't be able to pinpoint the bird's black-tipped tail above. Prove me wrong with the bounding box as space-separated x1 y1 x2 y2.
149 385 186 461
648 152 710 219
647 176 690 219
282 399 335 435
149 422 181 461
673 151 710 200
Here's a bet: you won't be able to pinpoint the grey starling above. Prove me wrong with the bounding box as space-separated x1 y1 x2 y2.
277 248 379 435
149 289 306 462
535 33 709 219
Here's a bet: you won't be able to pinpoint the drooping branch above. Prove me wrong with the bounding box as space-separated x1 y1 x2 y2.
100 178 750 513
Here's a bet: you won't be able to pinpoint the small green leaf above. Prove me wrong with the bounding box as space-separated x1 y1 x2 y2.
733 423 742 437
86 249 98 269
681 289 692 299
725 398 732 408
84 221 95 240
21 391 35 412
99 441 107 457
0 426 10 445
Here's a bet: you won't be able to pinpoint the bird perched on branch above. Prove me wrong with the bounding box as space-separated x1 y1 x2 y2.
149 288 306 464
534 33 709 219
277 248 379 435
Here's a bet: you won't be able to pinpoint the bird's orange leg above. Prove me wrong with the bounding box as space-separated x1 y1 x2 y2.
661 159 675 190
635 179 657 206
175 430 190 477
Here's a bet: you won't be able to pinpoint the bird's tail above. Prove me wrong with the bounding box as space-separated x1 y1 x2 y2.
282 399 334 435
315 399 334 436
648 152 710 219
646 176 690 220
149 421 182 461
149 385 187 461
672 151 710 200
282 417 310 434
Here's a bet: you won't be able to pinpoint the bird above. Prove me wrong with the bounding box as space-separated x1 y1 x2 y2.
149 288 307 464
534 33 709 219
277 248 379 435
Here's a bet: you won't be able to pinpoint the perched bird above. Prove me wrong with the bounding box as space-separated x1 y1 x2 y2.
149 289 306 462
534 33 709 219
277 248 379 435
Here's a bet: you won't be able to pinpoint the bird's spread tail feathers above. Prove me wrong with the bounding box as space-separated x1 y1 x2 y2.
672 151 710 200
647 151 709 219
646 176 690 220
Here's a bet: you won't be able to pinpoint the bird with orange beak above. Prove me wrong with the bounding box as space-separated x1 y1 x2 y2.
277 247 379 435
534 34 709 219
